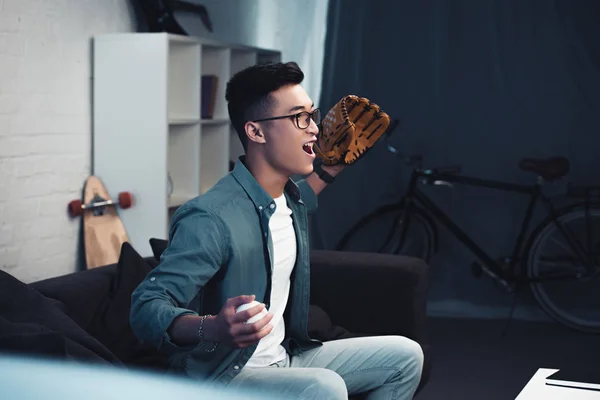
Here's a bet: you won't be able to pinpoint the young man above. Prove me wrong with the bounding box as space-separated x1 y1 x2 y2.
130 62 423 399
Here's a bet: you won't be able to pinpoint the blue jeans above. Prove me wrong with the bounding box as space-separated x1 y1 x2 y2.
225 335 424 399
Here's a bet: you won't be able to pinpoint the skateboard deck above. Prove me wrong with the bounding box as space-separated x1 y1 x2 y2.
69 176 133 269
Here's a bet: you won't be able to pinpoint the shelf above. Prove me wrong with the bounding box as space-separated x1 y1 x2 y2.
200 123 229 194
93 33 281 257
166 34 201 45
168 40 200 121
231 49 257 75
257 50 281 65
168 124 200 202
201 118 230 125
168 194 196 208
201 46 230 120
169 117 200 125
229 126 245 163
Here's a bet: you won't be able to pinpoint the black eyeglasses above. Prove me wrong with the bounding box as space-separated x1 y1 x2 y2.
253 109 321 130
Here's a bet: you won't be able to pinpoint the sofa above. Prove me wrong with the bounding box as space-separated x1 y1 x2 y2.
0 239 432 398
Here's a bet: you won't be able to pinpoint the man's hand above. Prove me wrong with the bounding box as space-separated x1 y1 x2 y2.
204 295 274 349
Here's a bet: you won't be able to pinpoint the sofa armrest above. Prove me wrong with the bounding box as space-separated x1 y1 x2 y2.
309 250 429 344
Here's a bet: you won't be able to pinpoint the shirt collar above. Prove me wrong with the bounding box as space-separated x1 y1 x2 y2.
232 155 303 212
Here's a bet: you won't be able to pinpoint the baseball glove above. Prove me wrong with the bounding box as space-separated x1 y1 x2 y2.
314 95 391 165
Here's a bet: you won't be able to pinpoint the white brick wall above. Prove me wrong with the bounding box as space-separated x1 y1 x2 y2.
0 0 135 283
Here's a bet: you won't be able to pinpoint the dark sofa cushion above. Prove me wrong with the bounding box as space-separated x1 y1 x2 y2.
307 304 363 341
30 264 118 331
0 270 121 365
87 242 167 369
0 317 112 363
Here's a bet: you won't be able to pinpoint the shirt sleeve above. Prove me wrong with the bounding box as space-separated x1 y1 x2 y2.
129 206 228 354
295 178 318 214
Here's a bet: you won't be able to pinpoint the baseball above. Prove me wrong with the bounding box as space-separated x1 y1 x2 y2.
236 300 268 324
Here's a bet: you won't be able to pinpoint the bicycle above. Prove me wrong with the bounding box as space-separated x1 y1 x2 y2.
336 139 600 334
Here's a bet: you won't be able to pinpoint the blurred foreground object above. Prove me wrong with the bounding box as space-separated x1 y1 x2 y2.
0 354 282 400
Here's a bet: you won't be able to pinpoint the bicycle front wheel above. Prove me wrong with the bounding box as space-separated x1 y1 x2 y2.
335 203 436 263
527 204 600 333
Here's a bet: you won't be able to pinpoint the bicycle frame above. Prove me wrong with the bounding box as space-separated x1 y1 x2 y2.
372 140 597 289
400 168 556 286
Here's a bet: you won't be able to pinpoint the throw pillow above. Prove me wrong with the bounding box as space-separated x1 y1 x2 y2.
0 270 122 365
307 304 361 341
87 242 168 369
149 237 168 262
0 317 110 363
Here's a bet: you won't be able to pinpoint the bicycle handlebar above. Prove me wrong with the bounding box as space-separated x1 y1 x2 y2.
382 122 461 175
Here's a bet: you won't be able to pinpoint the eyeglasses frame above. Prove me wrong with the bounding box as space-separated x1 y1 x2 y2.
252 108 321 130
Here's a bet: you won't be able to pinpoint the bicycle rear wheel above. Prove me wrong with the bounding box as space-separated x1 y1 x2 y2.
527 203 600 333
335 202 436 263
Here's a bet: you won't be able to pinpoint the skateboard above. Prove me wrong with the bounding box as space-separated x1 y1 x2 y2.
68 176 134 269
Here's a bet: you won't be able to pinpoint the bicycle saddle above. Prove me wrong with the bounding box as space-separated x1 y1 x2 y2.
518 157 570 181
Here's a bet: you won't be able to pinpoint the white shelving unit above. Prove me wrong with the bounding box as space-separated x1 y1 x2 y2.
92 33 281 257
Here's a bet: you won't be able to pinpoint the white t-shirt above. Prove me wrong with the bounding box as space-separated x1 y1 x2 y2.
245 194 297 367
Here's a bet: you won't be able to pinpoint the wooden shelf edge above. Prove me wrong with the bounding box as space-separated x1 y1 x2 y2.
169 117 200 126
200 118 230 125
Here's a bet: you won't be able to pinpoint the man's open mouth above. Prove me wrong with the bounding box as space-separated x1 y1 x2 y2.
302 142 315 155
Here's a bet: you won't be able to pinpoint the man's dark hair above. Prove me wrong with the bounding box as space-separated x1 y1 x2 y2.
225 61 304 150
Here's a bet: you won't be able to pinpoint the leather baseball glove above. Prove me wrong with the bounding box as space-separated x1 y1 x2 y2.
314 95 391 165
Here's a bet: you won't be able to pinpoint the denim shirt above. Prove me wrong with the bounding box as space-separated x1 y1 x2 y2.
130 156 322 385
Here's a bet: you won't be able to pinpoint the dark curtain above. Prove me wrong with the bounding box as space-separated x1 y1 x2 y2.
313 0 600 318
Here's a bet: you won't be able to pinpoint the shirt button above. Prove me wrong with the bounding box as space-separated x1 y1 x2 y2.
233 365 239 370
270 203 275 209
259 206 263 210
150 277 156 282
264 231 268 237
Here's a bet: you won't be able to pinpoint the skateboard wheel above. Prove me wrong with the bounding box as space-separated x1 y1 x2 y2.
118 192 133 209
68 200 83 217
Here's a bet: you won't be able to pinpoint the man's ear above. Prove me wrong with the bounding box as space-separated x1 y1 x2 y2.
245 121 266 145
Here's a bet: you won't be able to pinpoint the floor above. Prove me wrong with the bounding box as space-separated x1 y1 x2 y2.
415 317 600 399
